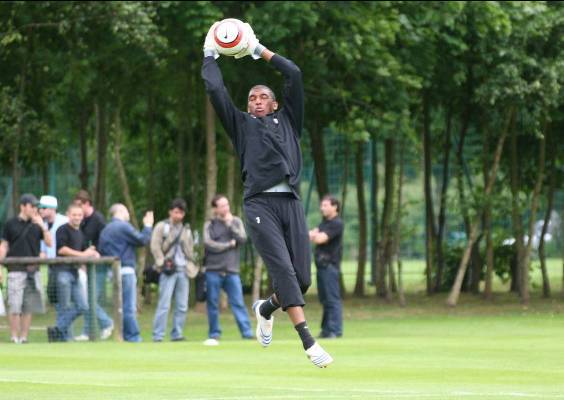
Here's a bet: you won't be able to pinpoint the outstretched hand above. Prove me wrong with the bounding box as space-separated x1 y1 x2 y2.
203 22 220 59
234 23 265 60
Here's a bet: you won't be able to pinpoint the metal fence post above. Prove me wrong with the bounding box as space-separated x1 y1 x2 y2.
87 263 98 341
112 259 123 342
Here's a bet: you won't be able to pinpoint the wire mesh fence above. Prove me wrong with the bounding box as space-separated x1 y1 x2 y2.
0 257 122 343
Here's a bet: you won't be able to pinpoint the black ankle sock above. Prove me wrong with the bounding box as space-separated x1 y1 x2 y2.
295 321 315 350
259 296 280 320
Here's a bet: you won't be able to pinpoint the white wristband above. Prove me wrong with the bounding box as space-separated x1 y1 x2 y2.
252 44 266 59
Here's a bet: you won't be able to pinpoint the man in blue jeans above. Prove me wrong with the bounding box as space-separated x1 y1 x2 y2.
202 195 252 345
99 204 153 342
74 190 113 341
51 204 100 341
150 198 197 342
309 195 344 339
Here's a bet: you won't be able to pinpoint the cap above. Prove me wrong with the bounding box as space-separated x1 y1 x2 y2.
20 193 39 206
39 195 58 209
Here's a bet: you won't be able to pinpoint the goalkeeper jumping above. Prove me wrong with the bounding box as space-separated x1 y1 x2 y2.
201 21 333 368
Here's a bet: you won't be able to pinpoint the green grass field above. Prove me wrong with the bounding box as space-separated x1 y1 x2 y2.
1 259 564 399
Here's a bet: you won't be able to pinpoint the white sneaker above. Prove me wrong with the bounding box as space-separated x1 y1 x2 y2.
305 342 334 368
203 338 220 346
100 325 114 340
74 334 89 342
252 300 273 347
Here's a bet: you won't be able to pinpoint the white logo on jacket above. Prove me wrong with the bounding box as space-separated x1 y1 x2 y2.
256 217 261 224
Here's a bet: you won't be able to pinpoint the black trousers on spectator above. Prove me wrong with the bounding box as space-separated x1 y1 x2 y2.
243 193 311 310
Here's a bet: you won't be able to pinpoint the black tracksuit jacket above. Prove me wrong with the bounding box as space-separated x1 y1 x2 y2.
201 54 304 200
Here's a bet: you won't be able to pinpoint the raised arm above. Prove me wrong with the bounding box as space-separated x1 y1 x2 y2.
269 54 304 135
232 23 304 135
150 221 166 267
124 223 152 247
202 24 242 146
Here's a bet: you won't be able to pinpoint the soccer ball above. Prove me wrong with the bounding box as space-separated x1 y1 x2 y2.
213 18 248 56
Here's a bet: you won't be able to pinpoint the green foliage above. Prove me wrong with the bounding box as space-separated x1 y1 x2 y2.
0 2 562 284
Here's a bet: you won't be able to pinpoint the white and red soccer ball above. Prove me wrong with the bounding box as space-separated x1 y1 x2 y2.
213 18 248 56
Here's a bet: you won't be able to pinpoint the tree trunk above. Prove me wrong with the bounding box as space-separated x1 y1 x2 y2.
205 97 217 219
455 92 473 291
435 107 452 292
370 135 378 288
188 118 198 228
520 127 546 305
177 120 186 198
377 139 395 298
483 126 494 300
422 93 436 294
353 141 367 297
113 110 139 229
539 153 554 298
11 146 20 216
94 101 108 212
113 108 146 311
309 121 329 199
146 95 156 210
12 64 26 216
395 138 406 306
446 108 513 307
470 240 483 294
226 142 236 203
340 145 350 217
509 115 525 297
79 109 89 190
339 145 350 297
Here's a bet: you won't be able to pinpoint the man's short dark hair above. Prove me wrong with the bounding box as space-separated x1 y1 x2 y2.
211 194 228 208
248 85 276 101
74 189 92 205
20 193 38 206
321 194 340 213
169 198 187 212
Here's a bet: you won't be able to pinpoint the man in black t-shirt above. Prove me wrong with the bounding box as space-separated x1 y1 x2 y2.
0 194 52 344
73 190 113 340
309 195 344 339
49 204 100 342
74 190 106 248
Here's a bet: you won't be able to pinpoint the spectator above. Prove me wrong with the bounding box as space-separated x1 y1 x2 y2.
48 204 100 342
0 194 51 343
309 195 344 339
150 198 197 342
38 195 68 337
202 195 253 345
39 195 68 259
99 204 153 342
73 190 113 341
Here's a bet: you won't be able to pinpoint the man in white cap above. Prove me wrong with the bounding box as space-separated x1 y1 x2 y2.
39 195 68 259
39 195 68 341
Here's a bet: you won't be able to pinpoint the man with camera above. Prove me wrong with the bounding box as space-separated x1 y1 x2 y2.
150 198 197 342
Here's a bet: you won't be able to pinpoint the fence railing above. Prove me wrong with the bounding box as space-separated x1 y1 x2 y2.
0 256 123 342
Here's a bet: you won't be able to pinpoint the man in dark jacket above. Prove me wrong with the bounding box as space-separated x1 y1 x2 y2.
202 21 332 367
99 204 153 342
309 195 344 339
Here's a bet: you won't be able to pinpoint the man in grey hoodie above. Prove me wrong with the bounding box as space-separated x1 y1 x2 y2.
202 194 252 345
